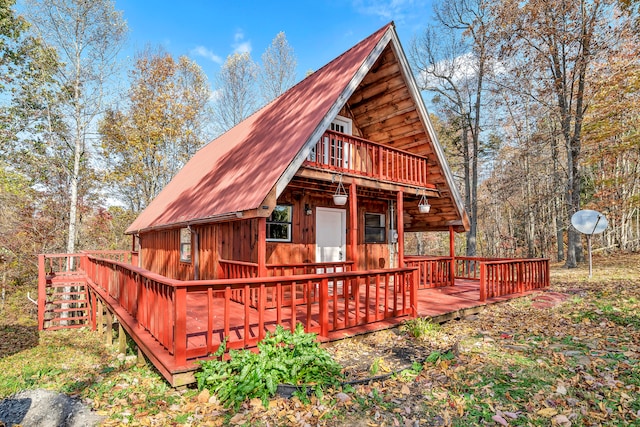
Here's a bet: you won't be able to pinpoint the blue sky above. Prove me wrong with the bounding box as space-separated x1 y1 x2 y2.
114 0 435 85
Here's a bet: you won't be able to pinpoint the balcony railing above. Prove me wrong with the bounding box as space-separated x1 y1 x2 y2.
304 130 429 186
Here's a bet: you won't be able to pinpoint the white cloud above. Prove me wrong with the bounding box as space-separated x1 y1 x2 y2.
232 29 252 54
352 0 426 24
418 52 507 89
191 46 223 64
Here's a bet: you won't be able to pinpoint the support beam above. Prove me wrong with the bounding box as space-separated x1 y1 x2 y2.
449 225 456 286
97 300 104 335
258 217 267 277
193 228 200 280
349 182 359 270
105 309 113 346
118 323 127 354
397 190 404 267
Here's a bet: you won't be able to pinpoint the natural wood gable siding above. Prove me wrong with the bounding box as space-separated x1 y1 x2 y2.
344 44 463 231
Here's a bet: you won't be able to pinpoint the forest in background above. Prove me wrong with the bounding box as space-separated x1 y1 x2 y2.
1 0 639 299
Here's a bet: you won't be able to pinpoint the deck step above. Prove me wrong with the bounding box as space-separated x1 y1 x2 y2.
42 275 91 331
49 299 88 305
47 315 89 323
48 307 88 314
45 324 87 331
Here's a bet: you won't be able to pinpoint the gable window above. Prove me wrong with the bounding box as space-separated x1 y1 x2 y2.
308 115 352 168
180 227 192 262
267 205 293 242
364 213 386 243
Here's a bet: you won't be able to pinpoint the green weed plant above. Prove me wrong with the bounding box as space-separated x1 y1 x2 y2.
195 323 344 408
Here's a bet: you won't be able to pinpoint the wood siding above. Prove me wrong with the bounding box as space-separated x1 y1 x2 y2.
139 187 395 279
141 229 193 280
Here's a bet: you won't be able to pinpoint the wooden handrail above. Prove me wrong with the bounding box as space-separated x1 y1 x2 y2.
404 256 453 288
77 254 419 369
478 258 549 301
304 130 430 186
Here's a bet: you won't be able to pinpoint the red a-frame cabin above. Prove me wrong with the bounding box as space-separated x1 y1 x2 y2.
38 23 549 385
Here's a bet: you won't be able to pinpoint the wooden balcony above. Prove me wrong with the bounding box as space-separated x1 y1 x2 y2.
303 130 429 186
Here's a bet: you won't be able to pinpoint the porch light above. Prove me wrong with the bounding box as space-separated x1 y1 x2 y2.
418 189 431 213
333 174 348 206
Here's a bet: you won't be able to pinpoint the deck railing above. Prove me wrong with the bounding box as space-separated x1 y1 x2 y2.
405 255 549 301
304 130 429 187
404 256 452 288
479 258 549 301
48 253 418 370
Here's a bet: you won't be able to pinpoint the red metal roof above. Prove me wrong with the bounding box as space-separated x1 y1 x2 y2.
126 23 393 234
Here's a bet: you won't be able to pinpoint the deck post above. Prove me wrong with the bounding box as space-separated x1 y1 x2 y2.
97 299 104 335
396 190 404 267
479 263 487 302
411 269 418 317
449 225 455 285
137 348 146 366
37 255 46 330
174 286 187 366
90 290 97 331
258 217 267 277
105 309 113 345
319 278 329 337
118 323 127 353
349 182 358 270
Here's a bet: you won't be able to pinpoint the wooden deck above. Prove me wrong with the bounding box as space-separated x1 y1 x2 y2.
38 252 549 386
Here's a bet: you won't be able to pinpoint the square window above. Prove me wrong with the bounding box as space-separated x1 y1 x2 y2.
267 205 292 242
364 213 386 243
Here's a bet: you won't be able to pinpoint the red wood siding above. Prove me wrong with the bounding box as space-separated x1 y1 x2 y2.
139 189 395 279
141 229 193 280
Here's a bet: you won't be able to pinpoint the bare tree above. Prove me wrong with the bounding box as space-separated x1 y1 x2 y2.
213 52 258 133
494 0 611 267
411 0 493 256
24 0 127 255
259 31 297 104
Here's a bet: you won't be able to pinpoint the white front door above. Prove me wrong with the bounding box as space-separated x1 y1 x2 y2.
316 207 347 263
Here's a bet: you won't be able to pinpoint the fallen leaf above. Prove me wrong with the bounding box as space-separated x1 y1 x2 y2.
229 413 245 425
553 414 571 426
492 414 509 426
197 389 210 403
538 407 558 417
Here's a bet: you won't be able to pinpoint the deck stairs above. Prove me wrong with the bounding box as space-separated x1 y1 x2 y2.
42 272 90 330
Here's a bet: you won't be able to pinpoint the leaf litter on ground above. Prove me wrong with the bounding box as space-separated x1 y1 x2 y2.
1 253 639 426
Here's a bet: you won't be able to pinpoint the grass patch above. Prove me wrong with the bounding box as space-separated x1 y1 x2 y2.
401 317 441 339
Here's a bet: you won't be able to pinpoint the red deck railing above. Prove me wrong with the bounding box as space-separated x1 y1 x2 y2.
304 130 429 186
479 258 549 301
404 256 549 301
44 253 418 373
404 256 452 288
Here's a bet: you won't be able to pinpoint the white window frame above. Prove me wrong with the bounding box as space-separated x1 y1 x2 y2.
180 227 192 262
266 205 293 242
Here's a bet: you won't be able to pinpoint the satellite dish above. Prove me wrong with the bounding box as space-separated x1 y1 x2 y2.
571 210 608 278
571 210 608 235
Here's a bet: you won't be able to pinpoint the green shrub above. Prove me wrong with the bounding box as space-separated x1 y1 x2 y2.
195 323 344 408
